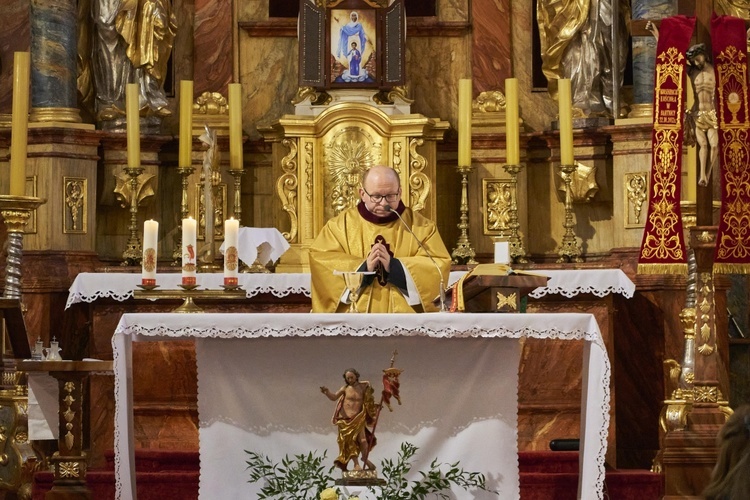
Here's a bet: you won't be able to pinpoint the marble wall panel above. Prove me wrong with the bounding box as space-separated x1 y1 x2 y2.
239 34 298 140
0 0 31 113
471 0 512 93
194 0 233 96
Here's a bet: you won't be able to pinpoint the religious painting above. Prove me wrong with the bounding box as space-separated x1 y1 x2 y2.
298 0 405 90
329 8 377 86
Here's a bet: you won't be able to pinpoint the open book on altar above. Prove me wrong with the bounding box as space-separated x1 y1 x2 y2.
439 264 550 313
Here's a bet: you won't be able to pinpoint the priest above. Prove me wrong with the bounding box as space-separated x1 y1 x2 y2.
309 165 450 313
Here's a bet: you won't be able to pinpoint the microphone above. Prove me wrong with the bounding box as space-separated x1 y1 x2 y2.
386 206 447 312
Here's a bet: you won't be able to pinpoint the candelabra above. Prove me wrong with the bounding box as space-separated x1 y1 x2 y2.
172 165 195 265
121 166 145 266
556 164 583 263
0 195 46 299
451 164 478 265
228 168 245 222
502 163 529 263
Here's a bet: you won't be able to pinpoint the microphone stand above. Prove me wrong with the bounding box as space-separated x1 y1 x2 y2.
387 207 448 312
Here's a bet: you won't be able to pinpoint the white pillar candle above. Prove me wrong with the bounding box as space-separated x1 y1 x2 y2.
182 217 197 285
223 218 240 285
494 241 510 265
142 220 158 285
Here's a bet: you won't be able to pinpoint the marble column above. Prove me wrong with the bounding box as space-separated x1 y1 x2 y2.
29 0 81 123
628 0 677 118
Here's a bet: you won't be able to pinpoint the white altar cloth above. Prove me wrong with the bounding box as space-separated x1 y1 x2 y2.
218 226 290 266
113 312 609 500
67 269 634 309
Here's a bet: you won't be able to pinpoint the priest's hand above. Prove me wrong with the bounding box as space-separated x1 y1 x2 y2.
366 242 391 273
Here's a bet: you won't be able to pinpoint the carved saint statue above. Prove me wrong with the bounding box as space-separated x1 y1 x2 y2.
91 0 176 128
536 0 629 118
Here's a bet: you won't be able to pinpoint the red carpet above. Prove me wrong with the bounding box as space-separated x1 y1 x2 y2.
33 450 662 499
519 451 664 500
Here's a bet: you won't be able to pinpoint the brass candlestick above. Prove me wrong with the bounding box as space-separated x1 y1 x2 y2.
134 286 246 314
172 165 195 265
451 164 478 265
228 168 245 222
502 163 529 263
0 195 46 299
556 164 583 263
121 166 145 266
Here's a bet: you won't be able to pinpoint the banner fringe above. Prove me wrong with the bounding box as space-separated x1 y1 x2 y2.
637 263 688 275
713 263 750 274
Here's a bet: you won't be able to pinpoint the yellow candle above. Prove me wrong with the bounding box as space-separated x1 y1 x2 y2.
228 83 243 171
223 218 239 285
179 80 193 168
10 52 30 197
457 78 472 167
505 78 520 165
182 217 197 285
126 83 140 168
558 78 574 165
142 220 159 285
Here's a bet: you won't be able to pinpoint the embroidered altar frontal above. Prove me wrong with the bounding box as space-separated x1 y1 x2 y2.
638 15 695 275
712 15 750 274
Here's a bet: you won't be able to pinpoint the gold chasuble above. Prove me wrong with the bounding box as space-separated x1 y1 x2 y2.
309 203 451 313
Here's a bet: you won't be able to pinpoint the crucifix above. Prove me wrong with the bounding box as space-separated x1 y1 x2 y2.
633 2 738 497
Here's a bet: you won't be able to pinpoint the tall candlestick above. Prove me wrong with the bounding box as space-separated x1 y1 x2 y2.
142 220 159 286
182 217 197 286
228 83 243 171
558 78 574 165
10 52 30 197
179 80 193 168
505 78 520 165
223 218 239 285
457 78 472 167
126 83 140 168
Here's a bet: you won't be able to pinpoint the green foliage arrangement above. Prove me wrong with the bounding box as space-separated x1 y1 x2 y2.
245 442 496 500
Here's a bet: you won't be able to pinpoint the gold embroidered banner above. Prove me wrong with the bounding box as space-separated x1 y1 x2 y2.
712 15 750 274
638 16 695 275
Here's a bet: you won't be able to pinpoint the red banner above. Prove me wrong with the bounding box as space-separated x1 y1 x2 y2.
712 15 750 273
638 16 695 275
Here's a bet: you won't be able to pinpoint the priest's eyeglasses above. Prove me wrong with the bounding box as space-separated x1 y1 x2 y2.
361 186 400 203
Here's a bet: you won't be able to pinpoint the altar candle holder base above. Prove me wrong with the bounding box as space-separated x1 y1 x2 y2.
502 163 530 264
121 166 145 266
241 258 271 274
134 285 247 314
198 262 222 273
229 168 245 223
451 164 478 265
173 165 196 265
556 164 583 263
137 284 159 291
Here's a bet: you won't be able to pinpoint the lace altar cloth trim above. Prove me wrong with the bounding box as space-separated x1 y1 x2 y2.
112 312 610 500
525 269 635 298
68 269 634 309
65 272 310 309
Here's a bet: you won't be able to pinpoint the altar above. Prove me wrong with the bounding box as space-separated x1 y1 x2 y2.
112 312 610 500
